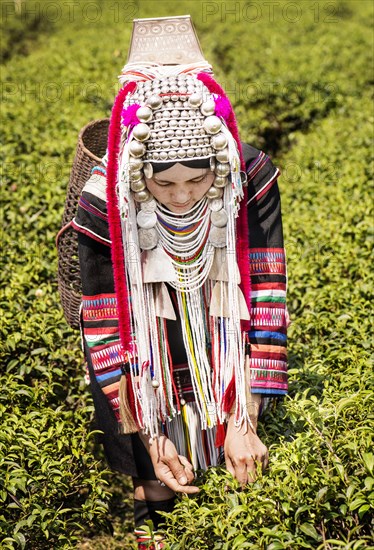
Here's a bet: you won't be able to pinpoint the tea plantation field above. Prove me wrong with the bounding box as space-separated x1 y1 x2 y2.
1 1 373 548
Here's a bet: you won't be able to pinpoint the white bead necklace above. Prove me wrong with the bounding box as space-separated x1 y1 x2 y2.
155 197 215 291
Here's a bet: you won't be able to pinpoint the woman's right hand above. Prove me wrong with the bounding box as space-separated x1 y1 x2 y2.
140 433 199 494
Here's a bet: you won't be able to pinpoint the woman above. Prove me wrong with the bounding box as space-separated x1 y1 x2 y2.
73 16 289 548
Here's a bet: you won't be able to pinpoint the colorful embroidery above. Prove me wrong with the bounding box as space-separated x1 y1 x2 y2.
250 248 286 275
247 247 288 394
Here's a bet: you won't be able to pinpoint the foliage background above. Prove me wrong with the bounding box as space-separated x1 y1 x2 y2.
0 0 373 548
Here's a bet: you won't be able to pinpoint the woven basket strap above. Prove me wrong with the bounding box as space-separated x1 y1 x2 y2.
55 220 74 247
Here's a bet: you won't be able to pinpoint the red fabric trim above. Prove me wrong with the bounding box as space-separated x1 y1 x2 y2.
106 81 137 349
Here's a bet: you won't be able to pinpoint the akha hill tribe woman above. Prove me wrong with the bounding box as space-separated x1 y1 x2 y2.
72 16 290 548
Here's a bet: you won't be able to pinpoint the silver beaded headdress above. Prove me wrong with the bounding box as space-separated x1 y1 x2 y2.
109 16 252 444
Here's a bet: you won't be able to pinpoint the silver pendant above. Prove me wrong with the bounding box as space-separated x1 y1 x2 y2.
209 226 227 248
137 210 157 229
209 198 223 212
138 228 158 250
211 208 228 228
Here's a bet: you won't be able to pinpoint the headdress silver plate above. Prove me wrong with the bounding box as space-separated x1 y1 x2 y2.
127 15 205 65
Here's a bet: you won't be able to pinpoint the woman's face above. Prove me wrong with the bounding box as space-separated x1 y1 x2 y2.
144 163 215 214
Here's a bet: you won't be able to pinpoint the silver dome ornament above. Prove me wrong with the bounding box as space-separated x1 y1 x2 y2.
206 186 223 199
214 175 228 188
209 226 227 248
215 163 230 177
188 93 203 107
200 99 216 116
147 95 163 110
131 180 146 193
133 123 151 142
140 198 157 213
134 189 151 202
137 210 157 229
177 149 187 158
211 208 228 228
143 163 153 179
159 151 168 160
129 141 146 158
131 170 143 182
187 148 195 157
211 133 228 150
168 150 178 160
216 148 229 163
136 106 153 122
129 158 143 171
130 179 146 192
203 115 222 135
138 228 158 250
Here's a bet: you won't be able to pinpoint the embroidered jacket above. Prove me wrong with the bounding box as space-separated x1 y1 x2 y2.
73 144 290 421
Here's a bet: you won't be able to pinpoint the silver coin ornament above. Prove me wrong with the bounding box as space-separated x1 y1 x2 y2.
143 162 153 179
214 175 228 188
136 106 153 122
134 189 150 202
138 228 158 250
211 133 228 150
203 115 222 135
211 208 228 228
130 179 146 192
216 148 229 163
133 123 151 142
200 99 216 116
209 198 223 212
147 95 163 110
140 198 157 213
137 210 157 229
129 141 146 158
206 186 223 199
209 226 227 248
215 163 230 177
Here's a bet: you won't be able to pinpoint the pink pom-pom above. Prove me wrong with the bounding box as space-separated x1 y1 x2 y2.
121 103 142 127
213 95 232 121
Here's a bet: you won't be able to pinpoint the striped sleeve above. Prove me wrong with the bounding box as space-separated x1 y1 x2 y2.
243 144 290 395
73 160 131 422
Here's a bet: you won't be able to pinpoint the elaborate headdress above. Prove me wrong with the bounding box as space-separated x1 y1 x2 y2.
106 17 252 441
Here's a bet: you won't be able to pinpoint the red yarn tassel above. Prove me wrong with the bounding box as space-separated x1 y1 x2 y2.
196 72 245 170
106 81 137 349
222 375 236 413
215 421 226 448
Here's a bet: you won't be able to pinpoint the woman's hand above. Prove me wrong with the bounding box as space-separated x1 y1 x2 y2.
224 414 269 487
140 433 199 495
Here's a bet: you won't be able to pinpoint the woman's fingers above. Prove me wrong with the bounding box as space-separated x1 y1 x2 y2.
178 454 195 484
157 464 199 494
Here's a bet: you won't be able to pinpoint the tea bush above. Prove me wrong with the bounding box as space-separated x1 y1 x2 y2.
1 0 373 548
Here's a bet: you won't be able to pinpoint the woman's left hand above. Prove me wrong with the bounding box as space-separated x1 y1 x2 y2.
224 414 269 487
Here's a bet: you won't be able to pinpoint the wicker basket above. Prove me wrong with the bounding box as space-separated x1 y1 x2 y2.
57 118 110 328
